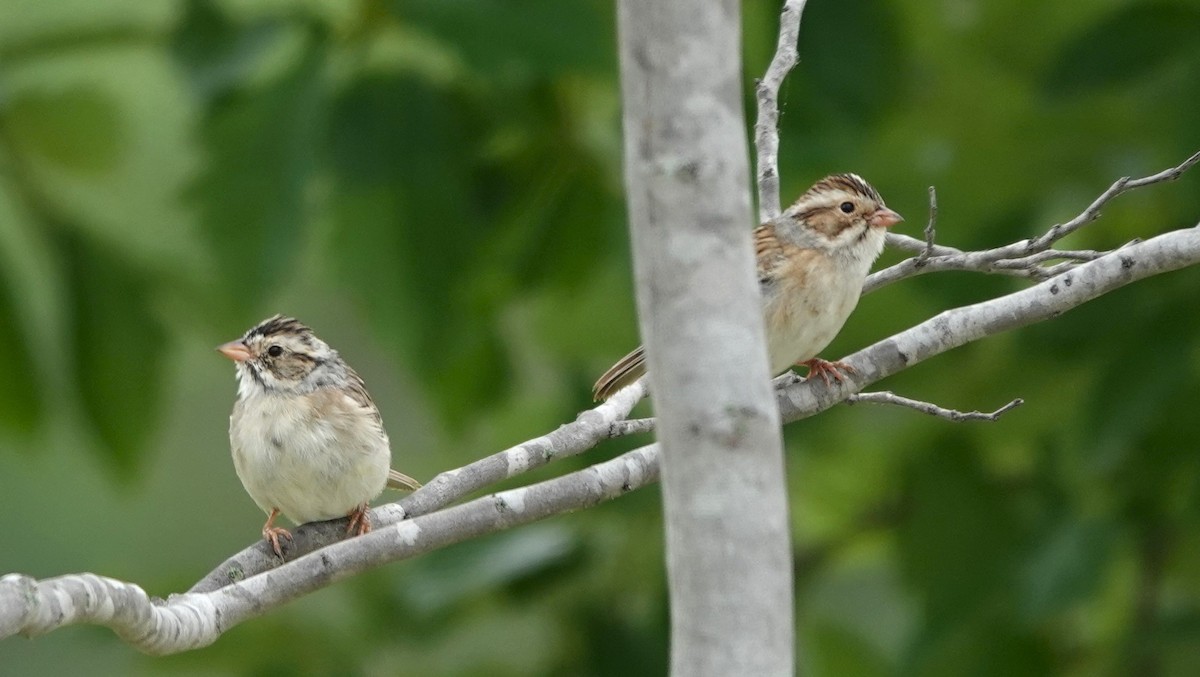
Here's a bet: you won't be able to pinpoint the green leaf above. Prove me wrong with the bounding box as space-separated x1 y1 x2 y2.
909 617 1054 677
2 88 121 176
1018 520 1114 621
397 0 613 80
897 444 1023 623
1043 3 1200 97
0 180 60 438
793 0 908 126
0 277 40 436
472 122 625 294
1061 277 1200 498
326 73 502 421
399 525 579 615
803 620 890 677
0 0 174 57
170 0 297 98
0 44 201 272
184 24 327 315
60 230 166 475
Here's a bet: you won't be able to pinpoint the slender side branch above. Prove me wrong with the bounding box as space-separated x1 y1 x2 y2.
753 0 808 221
846 391 1023 422
885 232 961 256
914 186 938 266
868 150 1200 292
1029 149 1200 250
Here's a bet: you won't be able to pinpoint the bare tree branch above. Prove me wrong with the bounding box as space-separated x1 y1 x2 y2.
190 380 648 593
3 31 1199 655
885 232 961 256
779 224 1200 422
846 391 1023 422
915 186 938 266
753 0 808 222
868 151 1200 293
1 445 661 654
5 220 1197 654
1029 150 1200 250
609 416 656 438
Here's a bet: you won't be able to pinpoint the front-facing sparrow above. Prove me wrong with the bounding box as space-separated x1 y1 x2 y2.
219 315 421 557
593 174 902 400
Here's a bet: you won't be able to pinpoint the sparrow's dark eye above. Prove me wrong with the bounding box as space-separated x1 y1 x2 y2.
840 201 855 214
267 345 283 358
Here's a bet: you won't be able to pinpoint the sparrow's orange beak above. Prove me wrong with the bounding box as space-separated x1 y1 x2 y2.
217 341 252 362
870 208 904 229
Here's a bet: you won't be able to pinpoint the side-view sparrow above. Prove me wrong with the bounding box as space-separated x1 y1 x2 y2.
218 315 422 557
593 173 903 401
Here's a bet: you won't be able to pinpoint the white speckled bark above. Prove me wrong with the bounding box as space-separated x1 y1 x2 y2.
616 1 794 675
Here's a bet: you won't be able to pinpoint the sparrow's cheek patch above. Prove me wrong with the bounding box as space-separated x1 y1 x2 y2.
271 357 316 382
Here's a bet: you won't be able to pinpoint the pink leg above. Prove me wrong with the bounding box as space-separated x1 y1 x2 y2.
799 358 856 386
262 508 293 558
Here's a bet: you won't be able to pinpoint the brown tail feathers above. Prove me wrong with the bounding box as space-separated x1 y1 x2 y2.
386 468 422 491
592 345 646 401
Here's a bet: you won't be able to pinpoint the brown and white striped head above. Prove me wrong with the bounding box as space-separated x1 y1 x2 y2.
779 173 903 260
218 315 351 399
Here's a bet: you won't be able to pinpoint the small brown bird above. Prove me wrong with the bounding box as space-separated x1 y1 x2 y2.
593 174 902 401
218 315 421 557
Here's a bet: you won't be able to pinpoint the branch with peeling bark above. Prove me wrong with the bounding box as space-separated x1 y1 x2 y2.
1 444 661 654
3 201 1198 653
2 0 1199 652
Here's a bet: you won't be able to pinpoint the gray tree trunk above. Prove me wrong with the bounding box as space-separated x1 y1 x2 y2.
615 1 795 675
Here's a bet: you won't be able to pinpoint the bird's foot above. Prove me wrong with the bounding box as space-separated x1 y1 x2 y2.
800 358 855 385
262 525 293 558
346 504 372 536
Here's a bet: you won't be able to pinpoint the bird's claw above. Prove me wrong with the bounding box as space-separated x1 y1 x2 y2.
800 358 856 385
346 505 372 536
263 526 293 558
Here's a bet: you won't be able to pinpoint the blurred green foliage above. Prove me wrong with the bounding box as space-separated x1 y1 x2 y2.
1 0 1199 675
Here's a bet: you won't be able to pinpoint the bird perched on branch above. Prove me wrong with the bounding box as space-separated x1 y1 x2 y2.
218 315 421 557
593 174 903 401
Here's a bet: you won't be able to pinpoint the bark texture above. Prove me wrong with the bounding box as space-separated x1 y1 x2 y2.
616 1 795 674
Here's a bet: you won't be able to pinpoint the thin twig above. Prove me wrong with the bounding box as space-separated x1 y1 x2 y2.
753 0 807 221
1028 149 1200 251
846 391 1024 422
885 232 961 257
989 249 1105 269
867 150 1200 293
915 186 938 266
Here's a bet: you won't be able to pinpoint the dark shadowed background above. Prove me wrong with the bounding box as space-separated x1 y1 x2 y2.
2 0 1200 674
